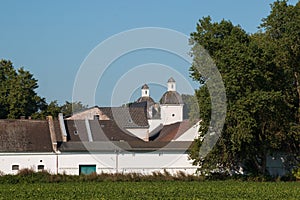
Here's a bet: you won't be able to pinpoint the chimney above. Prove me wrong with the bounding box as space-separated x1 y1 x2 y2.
58 113 67 142
47 116 58 152
85 118 93 142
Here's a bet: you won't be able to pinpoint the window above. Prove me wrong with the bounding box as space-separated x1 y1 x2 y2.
145 90 147 95
172 114 175 117
74 130 78 135
12 165 19 170
37 165 44 171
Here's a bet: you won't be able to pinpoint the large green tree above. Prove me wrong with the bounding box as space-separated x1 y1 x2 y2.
260 0 300 158
189 5 298 175
0 60 46 119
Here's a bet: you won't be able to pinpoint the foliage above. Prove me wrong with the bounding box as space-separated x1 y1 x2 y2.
60 101 88 117
189 1 300 175
181 94 199 123
0 60 47 119
32 100 88 119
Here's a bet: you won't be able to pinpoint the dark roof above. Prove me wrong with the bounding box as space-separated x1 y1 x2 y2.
150 120 193 142
0 120 53 152
99 120 144 141
168 77 175 83
64 119 144 142
100 107 149 128
60 119 194 152
59 141 193 152
136 96 155 104
160 91 183 104
64 120 90 142
141 84 149 89
53 120 63 142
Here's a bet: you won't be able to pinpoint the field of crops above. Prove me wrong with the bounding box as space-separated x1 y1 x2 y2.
0 181 299 200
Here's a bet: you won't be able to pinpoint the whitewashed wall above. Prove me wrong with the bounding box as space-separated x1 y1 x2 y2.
175 121 200 141
160 105 183 125
148 119 163 133
0 153 57 174
125 128 149 141
58 151 197 175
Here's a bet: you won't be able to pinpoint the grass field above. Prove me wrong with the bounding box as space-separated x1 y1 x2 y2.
0 181 299 200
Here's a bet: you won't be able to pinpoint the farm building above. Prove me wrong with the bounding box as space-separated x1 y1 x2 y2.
0 78 200 175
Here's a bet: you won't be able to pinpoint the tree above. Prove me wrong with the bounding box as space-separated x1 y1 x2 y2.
181 94 199 122
0 60 46 119
260 0 300 161
60 101 88 117
189 13 297 175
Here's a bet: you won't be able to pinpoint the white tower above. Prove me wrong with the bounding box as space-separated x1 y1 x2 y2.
160 78 183 125
167 77 176 91
141 84 149 97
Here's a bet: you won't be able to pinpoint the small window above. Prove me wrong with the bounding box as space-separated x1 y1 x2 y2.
145 90 147 95
74 130 78 135
172 114 175 117
37 165 44 171
12 165 19 170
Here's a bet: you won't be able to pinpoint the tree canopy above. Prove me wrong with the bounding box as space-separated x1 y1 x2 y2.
0 59 88 119
0 60 46 119
189 0 300 175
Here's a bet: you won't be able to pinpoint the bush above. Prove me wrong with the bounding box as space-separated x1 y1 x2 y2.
292 167 300 181
0 168 299 183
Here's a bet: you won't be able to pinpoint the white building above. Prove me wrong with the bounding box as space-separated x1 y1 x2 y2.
0 78 201 175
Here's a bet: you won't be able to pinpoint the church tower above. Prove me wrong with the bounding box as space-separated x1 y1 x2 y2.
160 77 183 125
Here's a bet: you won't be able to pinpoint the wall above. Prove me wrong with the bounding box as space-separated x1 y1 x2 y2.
0 153 57 174
125 128 149 141
66 107 109 120
160 105 183 125
175 121 200 141
148 119 163 133
58 151 197 175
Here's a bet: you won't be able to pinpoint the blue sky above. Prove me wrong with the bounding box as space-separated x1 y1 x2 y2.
0 0 298 106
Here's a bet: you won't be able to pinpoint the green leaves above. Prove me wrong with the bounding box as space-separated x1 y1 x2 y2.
189 0 300 175
0 60 45 119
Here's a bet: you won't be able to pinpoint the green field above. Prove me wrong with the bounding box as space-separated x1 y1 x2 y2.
0 181 299 200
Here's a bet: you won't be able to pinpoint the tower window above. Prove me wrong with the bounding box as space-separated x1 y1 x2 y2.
145 91 147 95
172 114 175 117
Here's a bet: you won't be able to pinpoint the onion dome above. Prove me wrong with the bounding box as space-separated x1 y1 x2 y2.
160 91 183 104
